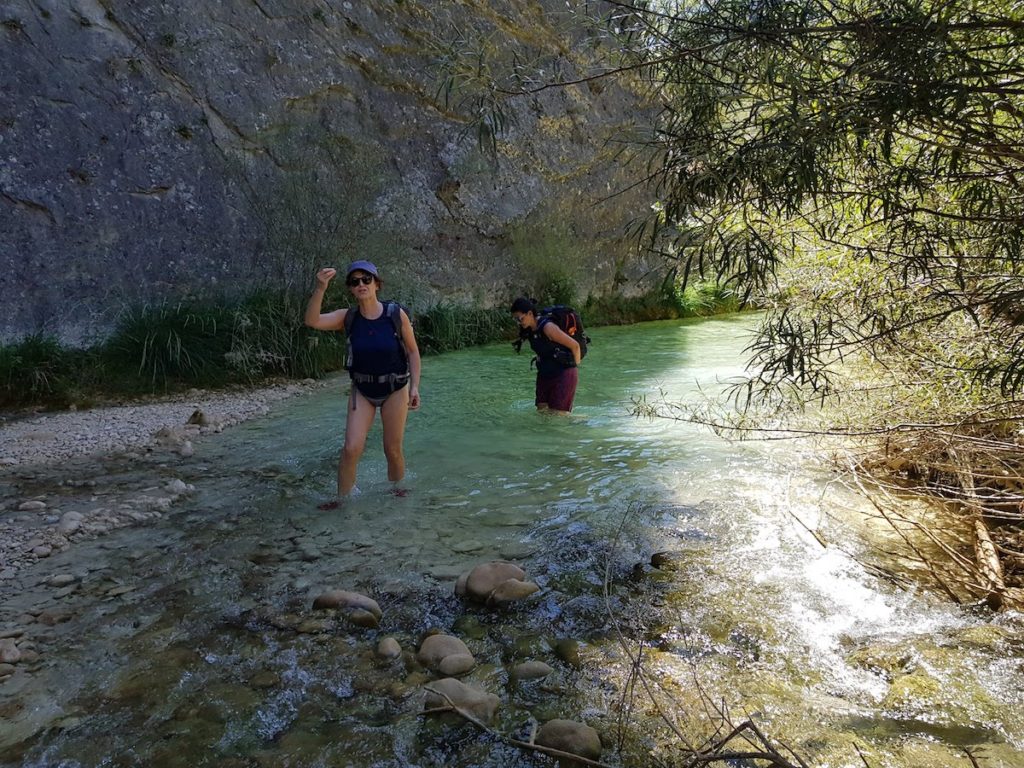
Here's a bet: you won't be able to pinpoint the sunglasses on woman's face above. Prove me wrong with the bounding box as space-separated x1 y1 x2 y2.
347 275 374 286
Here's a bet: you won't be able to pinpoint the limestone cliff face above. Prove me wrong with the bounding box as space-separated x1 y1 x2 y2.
0 0 656 342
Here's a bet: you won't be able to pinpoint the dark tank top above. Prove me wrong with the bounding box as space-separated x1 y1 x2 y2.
348 309 407 377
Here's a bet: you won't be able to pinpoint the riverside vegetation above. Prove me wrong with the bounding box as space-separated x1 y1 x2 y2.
0 281 738 411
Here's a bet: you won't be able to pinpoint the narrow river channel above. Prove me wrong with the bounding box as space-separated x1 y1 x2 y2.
2 316 1022 767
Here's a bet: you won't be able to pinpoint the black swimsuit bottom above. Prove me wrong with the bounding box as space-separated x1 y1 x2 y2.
353 380 408 408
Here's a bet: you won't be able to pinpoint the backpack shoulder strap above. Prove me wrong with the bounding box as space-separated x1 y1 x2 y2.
383 300 410 367
343 307 357 335
384 300 402 337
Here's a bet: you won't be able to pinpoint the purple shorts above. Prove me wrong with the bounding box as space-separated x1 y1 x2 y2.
535 367 578 412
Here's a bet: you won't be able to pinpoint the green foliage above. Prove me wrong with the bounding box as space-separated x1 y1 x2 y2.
100 294 349 388
583 292 680 326
610 0 1024 404
0 291 348 407
0 285 738 408
102 302 237 388
228 291 346 380
674 281 740 317
0 335 82 407
428 19 523 155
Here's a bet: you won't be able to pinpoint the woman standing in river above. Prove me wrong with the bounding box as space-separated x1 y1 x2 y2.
510 297 581 412
304 261 421 508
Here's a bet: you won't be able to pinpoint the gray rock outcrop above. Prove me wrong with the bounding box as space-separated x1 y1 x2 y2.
1 1 658 343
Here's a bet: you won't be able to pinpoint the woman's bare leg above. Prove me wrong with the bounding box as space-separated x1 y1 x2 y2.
380 385 410 483
339 388 377 496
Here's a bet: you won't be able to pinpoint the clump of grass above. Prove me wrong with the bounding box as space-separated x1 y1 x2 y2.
0 334 86 407
414 303 514 354
583 292 682 326
101 301 237 388
229 290 346 380
674 281 740 316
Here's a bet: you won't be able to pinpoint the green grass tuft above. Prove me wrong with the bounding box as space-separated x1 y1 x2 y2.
0 334 85 407
414 303 515 354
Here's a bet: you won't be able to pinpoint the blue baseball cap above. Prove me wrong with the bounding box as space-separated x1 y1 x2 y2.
345 260 379 279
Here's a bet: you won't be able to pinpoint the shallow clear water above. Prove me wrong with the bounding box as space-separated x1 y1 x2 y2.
2 316 1024 767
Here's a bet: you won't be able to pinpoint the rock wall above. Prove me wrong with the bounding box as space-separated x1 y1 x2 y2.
0 0 658 343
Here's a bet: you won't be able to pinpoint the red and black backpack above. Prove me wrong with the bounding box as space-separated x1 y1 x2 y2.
513 304 591 364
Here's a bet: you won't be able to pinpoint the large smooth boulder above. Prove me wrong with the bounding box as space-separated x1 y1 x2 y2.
510 661 553 681
535 719 602 761
456 561 539 606
311 589 382 629
417 634 475 674
423 678 500 723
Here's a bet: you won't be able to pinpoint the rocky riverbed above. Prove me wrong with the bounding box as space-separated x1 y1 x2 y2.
0 378 615 766
0 379 327 584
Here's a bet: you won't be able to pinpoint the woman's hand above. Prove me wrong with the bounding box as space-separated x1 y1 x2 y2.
315 267 337 290
409 386 421 410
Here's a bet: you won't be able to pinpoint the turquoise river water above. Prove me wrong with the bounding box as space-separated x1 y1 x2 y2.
1 316 1023 767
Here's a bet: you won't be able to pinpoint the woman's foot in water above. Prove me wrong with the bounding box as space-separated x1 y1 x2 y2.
317 486 361 510
388 484 411 498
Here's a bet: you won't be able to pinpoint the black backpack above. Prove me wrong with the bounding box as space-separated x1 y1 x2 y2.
343 300 410 372
514 305 590 363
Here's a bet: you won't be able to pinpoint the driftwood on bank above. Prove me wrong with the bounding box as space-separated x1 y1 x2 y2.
836 432 1024 611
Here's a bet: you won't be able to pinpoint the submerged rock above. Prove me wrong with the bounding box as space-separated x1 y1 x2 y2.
952 624 1010 649
510 661 553 681
312 591 378 612
312 589 382 628
58 511 83 534
417 634 475 674
376 637 402 660
882 669 944 714
347 609 380 629
553 638 582 668
535 719 602 761
650 551 682 569
438 653 476 676
0 639 22 664
846 645 913 680
423 678 500 723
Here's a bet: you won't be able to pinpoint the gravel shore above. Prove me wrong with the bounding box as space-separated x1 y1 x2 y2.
0 380 325 467
0 378 328 583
